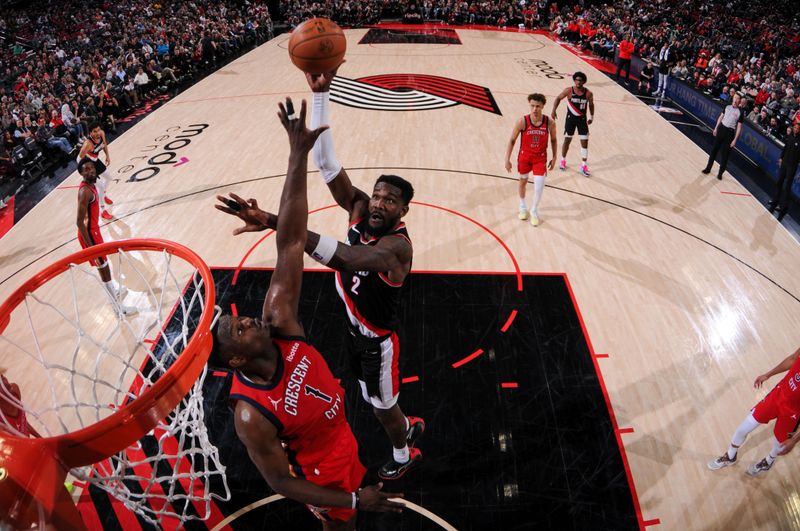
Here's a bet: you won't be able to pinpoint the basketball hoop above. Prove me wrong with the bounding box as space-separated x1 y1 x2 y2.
0 239 229 528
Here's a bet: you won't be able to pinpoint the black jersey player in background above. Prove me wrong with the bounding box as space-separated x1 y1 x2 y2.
551 71 595 177
216 67 425 481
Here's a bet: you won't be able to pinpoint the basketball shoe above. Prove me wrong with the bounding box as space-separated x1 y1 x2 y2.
707 453 737 470
746 458 772 477
101 210 113 220
518 206 528 220
530 212 540 226
558 159 566 171
406 416 425 447
104 196 114 205
378 447 422 480
580 164 590 176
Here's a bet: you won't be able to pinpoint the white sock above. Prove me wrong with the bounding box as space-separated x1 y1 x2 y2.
531 174 545 215
766 437 781 465
393 445 410 464
728 413 760 458
519 199 527 210
103 280 121 301
95 177 107 210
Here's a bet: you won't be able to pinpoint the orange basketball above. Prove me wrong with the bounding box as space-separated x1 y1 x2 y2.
288 18 346 74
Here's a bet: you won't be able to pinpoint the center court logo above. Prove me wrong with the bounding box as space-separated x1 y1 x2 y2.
330 74 502 115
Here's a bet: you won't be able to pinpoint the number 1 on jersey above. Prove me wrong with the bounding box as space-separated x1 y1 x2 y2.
305 385 333 403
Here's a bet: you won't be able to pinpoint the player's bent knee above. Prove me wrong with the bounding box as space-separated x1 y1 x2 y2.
518 173 530 181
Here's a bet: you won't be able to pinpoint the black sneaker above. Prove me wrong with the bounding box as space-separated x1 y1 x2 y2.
406 416 425 447
701 167 711 175
378 447 422 480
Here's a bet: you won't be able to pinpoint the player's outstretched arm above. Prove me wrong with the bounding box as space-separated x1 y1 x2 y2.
305 230 411 273
305 66 371 222
263 98 327 336
235 401 404 512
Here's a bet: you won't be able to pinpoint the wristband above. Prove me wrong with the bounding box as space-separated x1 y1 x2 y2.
351 491 357 510
310 234 337 265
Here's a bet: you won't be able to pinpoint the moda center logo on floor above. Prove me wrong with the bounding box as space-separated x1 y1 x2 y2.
116 124 210 183
514 57 567 79
330 74 502 115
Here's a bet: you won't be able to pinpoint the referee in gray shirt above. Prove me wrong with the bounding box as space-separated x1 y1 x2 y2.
702 93 744 180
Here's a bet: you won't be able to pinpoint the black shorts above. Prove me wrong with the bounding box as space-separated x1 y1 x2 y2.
92 159 107 175
345 324 400 408
564 116 589 137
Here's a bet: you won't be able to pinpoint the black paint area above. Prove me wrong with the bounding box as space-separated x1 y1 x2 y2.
358 28 462 45
82 270 638 530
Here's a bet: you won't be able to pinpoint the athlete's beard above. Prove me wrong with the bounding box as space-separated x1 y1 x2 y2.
365 217 396 237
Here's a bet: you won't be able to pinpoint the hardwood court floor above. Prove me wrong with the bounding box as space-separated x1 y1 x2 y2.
2 26 800 530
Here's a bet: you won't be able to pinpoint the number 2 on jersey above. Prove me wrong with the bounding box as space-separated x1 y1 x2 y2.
350 276 360 295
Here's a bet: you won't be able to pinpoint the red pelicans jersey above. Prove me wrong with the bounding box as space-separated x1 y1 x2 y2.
773 355 800 416
229 336 362 481
518 115 549 159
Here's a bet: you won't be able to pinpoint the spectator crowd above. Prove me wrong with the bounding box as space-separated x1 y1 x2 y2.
550 0 800 141
3 0 800 187
1 0 272 183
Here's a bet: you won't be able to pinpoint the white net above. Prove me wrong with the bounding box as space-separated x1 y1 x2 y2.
0 244 230 526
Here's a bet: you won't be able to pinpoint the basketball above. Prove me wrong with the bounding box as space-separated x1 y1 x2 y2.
287 18 346 74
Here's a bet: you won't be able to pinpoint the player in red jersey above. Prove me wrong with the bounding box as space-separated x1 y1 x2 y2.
217 68 425 482
77 122 114 220
0 369 38 437
505 93 557 227
708 346 800 476
76 158 135 315
212 98 404 530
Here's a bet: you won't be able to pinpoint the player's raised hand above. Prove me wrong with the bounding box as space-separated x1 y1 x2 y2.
215 192 275 235
357 483 405 513
277 97 328 154
305 60 345 92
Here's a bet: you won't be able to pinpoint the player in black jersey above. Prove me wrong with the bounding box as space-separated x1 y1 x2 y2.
551 71 595 176
215 68 425 481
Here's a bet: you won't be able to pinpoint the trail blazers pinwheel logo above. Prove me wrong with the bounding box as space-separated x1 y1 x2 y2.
331 74 502 115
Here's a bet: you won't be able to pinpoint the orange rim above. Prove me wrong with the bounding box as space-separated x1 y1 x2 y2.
0 238 216 467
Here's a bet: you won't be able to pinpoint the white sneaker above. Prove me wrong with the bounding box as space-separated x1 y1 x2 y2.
530 212 540 226
746 458 772 477
707 453 737 470
518 207 528 221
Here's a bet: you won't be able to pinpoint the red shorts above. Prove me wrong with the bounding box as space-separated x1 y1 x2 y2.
77 229 108 268
304 435 366 522
751 385 800 442
517 155 546 176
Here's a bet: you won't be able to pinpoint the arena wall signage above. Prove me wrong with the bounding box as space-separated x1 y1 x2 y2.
664 78 783 180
